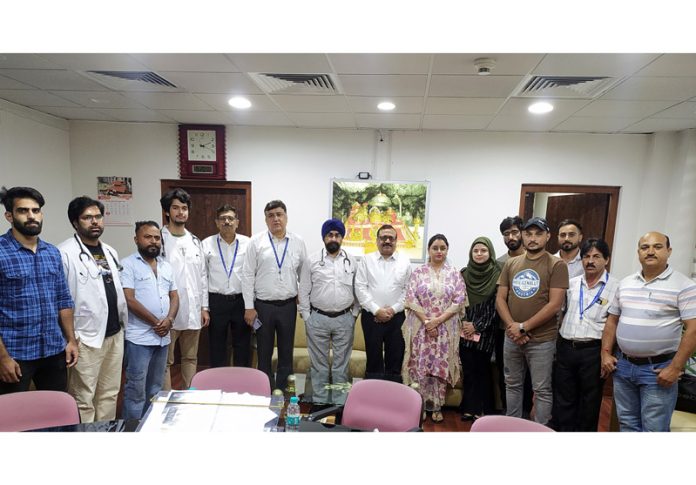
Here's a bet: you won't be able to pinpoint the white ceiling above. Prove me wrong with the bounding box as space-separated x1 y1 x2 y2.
1 53 695 134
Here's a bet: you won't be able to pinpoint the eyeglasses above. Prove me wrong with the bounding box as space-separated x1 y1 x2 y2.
80 214 104 222
378 235 396 242
217 216 237 222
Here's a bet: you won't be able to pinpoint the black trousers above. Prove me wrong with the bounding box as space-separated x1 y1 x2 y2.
552 338 604 431
460 344 494 415
494 327 533 414
361 310 405 383
255 299 297 391
208 293 251 368
0 351 67 395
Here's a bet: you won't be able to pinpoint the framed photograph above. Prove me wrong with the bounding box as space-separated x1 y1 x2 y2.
330 179 430 262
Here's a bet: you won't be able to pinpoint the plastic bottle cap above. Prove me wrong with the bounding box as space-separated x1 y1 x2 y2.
290 396 299 403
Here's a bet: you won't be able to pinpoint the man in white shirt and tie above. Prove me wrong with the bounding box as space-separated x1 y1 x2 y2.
299 218 358 403
355 224 412 382
241 200 307 391
202 204 250 368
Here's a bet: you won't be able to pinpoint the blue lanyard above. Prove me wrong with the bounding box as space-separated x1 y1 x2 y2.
579 272 609 320
268 232 288 275
217 236 239 280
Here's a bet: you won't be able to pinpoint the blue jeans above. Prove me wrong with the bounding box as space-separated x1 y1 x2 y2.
503 337 556 425
123 340 168 420
613 355 678 432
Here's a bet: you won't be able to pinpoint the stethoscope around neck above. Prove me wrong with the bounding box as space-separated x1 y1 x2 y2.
160 228 202 258
319 248 352 273
74 233 122 282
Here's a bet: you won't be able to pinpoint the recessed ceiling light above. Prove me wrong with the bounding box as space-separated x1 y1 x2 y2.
377 101 395 111
528 101 554 114
228 96 251 109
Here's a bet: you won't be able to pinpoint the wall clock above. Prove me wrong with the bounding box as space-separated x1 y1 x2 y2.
178 124 226 180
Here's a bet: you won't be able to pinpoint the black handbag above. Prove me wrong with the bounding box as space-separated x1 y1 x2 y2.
675 373 696 414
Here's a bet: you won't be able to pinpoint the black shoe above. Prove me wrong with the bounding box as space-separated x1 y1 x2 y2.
461 413 475 422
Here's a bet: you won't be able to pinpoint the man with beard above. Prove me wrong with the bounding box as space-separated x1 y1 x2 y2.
497 216 525 265
555 219 584 279
496 217 569 425
202 204 251 367
553 238 619 431
120 221 178 419
159 188 208 390
355 224 412 382
58 197 128 422
0 186 78 395
298 219 358 404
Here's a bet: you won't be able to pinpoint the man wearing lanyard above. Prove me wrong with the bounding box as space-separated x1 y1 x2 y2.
241 200 307 391
298 218 358 404
159 188 209 390
202 204 251 367
58 196 128 422
552 238 618 431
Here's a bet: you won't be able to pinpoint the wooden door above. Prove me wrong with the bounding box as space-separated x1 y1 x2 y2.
160 179 252 370
544 193 610 255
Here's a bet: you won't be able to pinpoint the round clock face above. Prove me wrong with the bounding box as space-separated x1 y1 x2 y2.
187 130 217 161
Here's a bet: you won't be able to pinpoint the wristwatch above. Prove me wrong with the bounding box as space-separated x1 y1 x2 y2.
519 323 526 334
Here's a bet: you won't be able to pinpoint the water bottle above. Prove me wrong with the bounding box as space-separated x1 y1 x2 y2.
285 396 301 432
286 374 296 396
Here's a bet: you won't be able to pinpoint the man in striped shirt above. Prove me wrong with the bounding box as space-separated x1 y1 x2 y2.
601 232 696 431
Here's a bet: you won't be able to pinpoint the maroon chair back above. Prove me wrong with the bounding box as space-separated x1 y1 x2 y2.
0 390 80 432
190 367 271 396
341 379 423 432
470 415 555 432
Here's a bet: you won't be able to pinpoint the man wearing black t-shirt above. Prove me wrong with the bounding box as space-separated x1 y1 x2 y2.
59 197 128 422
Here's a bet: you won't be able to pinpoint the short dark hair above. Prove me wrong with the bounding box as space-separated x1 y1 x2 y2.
160 188 191 217
580 238 611 259
135 220 160 234
499 216 523 234
0 186 45 212
377 224 397 239
427 233 449 249
264 200 287 214
665 235 671 248
216 204 238 219
558 219 583 233
67 196 104 225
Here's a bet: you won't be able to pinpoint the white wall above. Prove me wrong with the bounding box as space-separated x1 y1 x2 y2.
0 101 72 243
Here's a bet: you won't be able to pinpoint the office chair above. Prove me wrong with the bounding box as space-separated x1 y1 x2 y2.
307 379 424 431
190 367 272 396
0 390 80 432
470 415 555 432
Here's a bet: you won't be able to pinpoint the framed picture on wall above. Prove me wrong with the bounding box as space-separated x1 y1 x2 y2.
330 178 430 263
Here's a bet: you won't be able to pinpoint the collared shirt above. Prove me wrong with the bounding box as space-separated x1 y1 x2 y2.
555 250 584 279
609 266 696 357
161 227 208 331
120 253 177 347
355 251 412 315
0 229 74 360
560 270 619 341
202 233 250 295
241 231 307 309
298 248 358 321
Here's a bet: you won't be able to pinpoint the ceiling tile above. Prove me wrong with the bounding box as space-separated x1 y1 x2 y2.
601 77 696 101
40 54 148 71
0 69 105 91
131 54 240 72
34 107 117 121
339 75 427 97
622 117 696 133
428 75 523 97
635 54 696 77
422 115 493 130
225 54 332 74
573 100 676 118
348 96 424 114
498 98 589 120
487 114 561 132
48 91 146 109
0 74 34 90
355 113 421 129
287 112 356 128
425 97 504 115
98 108 175 123
272 95 349 112
552 116 639 133
533 54 659 77
0 54 64 69
122 92 211 110
649 101 696 119
227 111 294 126
328 54 431 74
160 71 262 94
431 54 544 75
0 89 79 107
193 93 278 111
154 110 227 124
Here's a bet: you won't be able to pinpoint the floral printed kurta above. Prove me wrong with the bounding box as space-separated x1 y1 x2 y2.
402 263 466 409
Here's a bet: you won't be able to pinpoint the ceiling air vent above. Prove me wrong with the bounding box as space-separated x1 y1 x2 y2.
80 70 180 91
514 75 620 99
248 73 342 95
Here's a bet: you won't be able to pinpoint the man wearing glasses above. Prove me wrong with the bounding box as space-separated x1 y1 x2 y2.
58 196 127 422
202 205 251 368
355 224 412 382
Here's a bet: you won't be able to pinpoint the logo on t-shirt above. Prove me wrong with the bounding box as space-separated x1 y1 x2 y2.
512 269 540 299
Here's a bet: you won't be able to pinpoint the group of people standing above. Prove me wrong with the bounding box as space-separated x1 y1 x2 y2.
1 184 694 432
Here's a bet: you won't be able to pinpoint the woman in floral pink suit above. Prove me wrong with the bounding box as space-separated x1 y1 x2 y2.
402 234 466 423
